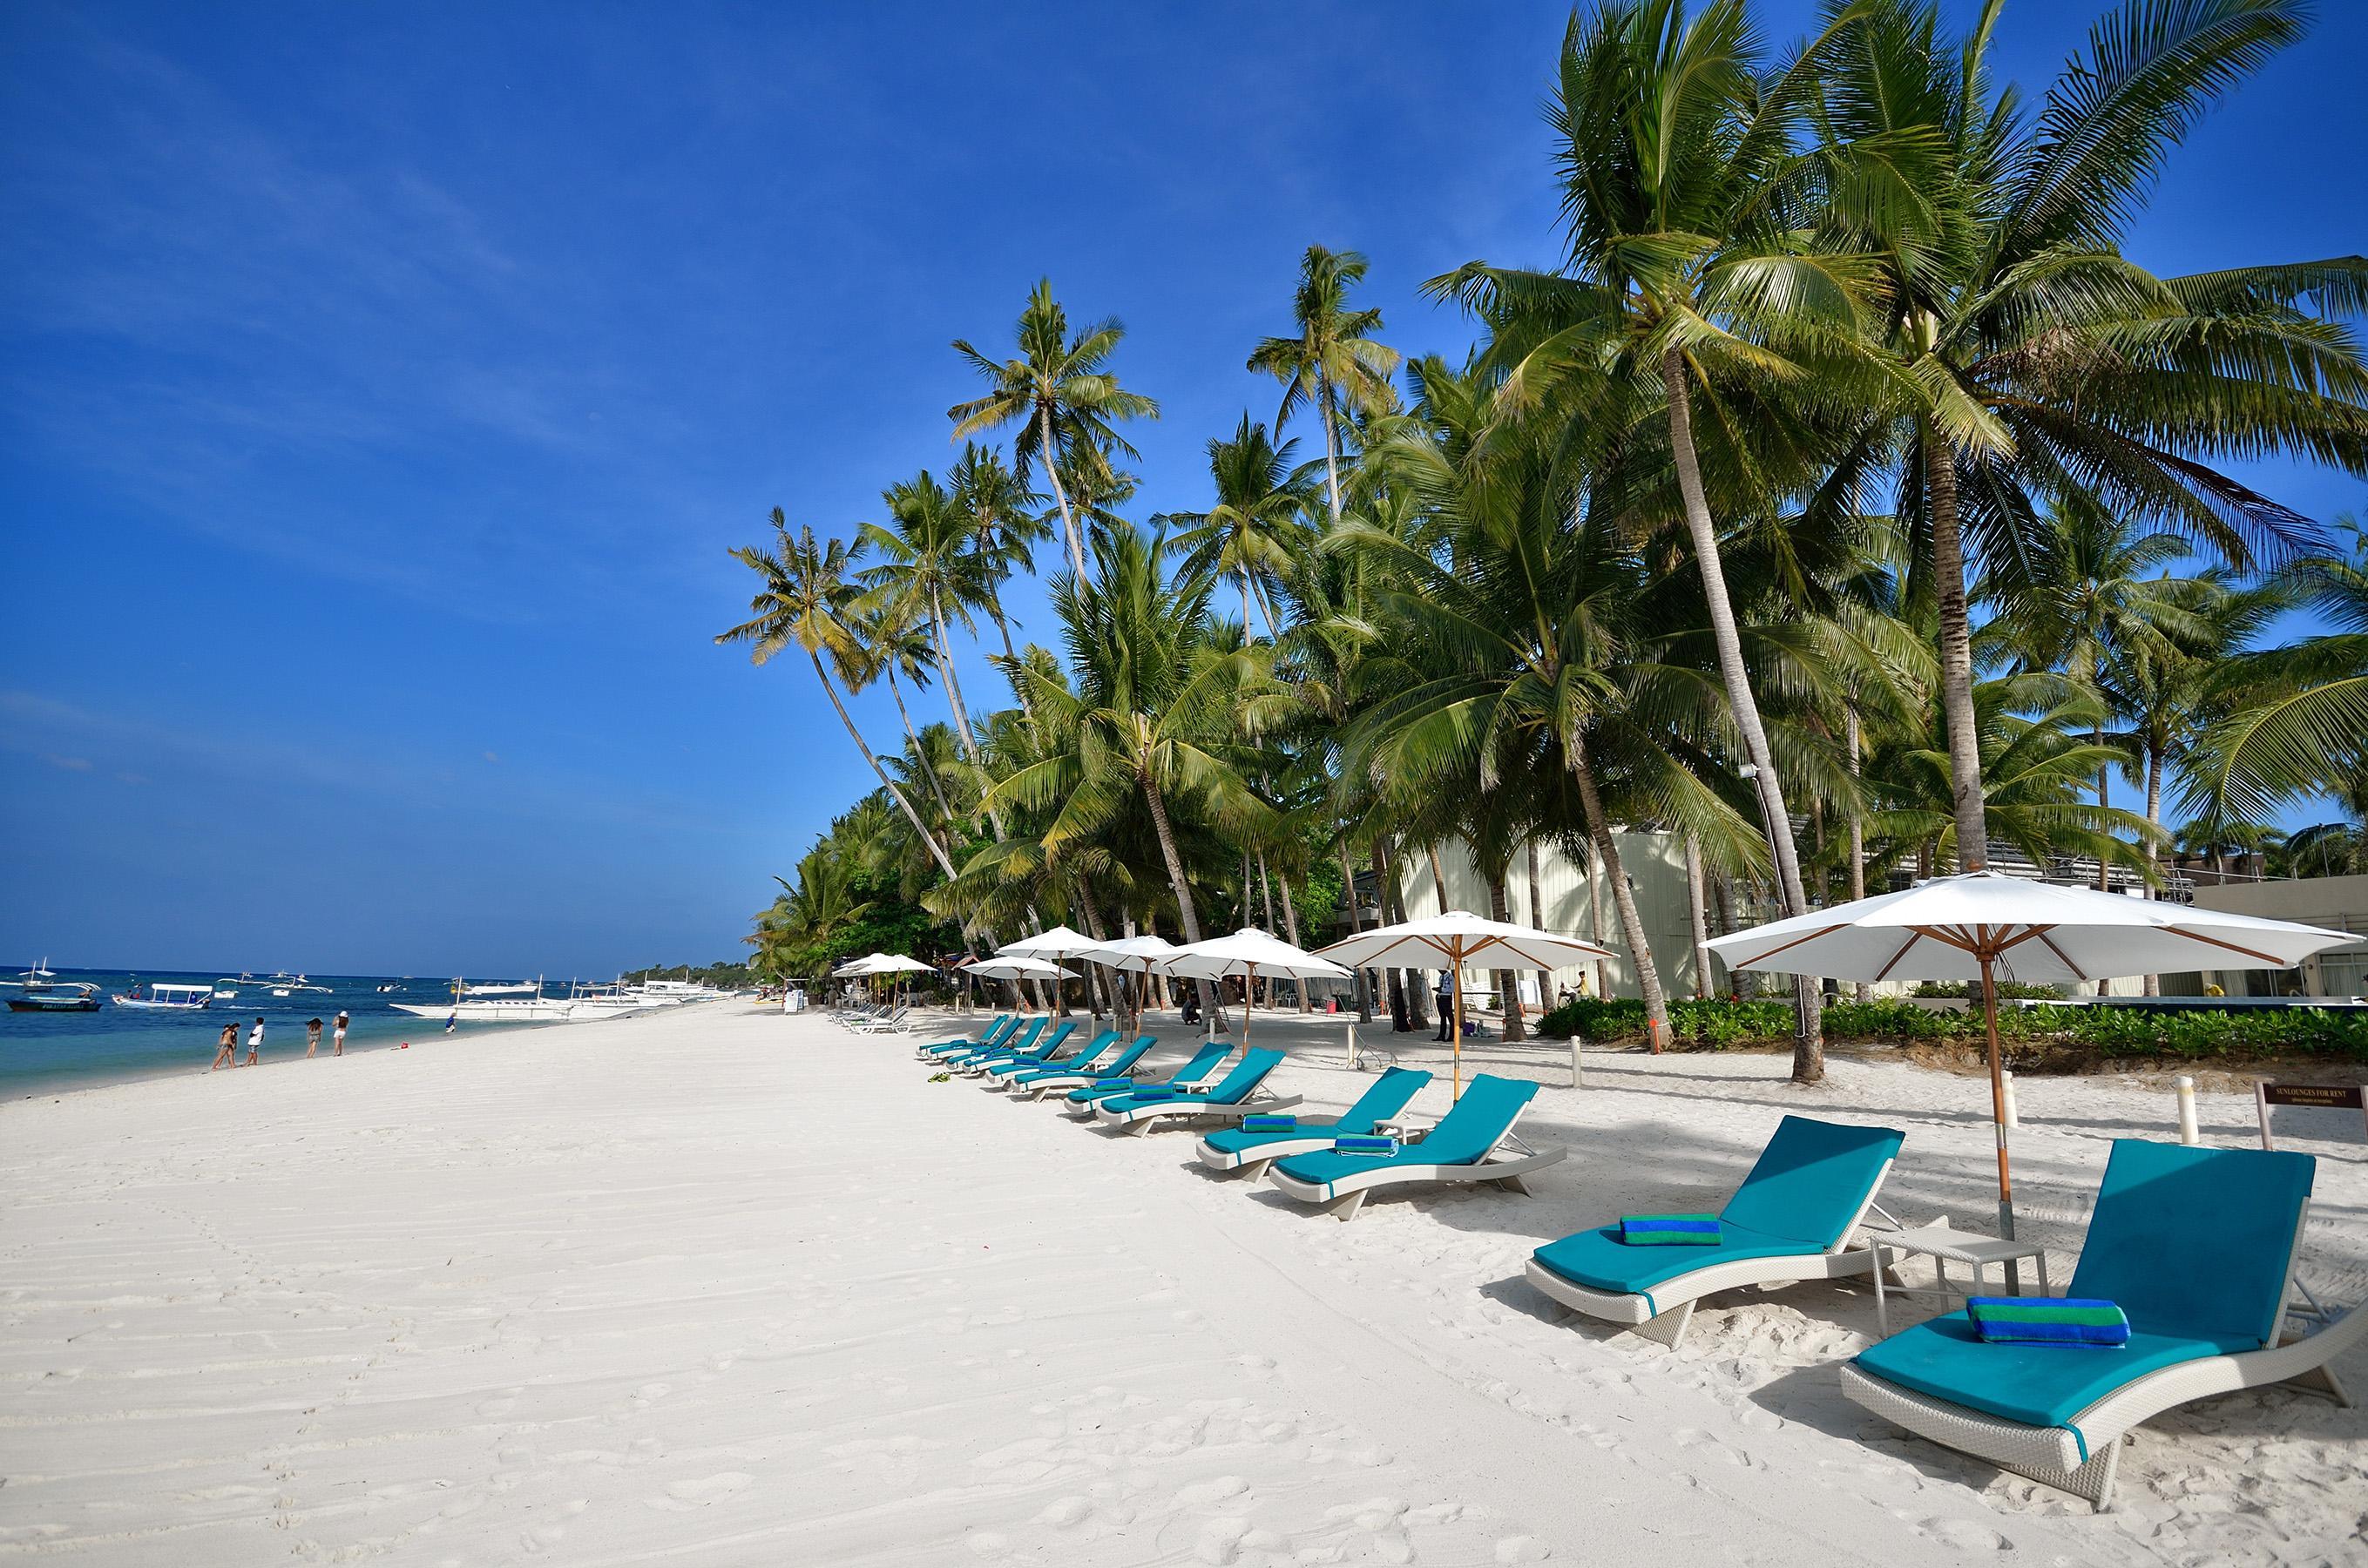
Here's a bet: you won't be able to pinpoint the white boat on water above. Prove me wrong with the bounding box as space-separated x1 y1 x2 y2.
390 980 650 1024
111 981 214 1010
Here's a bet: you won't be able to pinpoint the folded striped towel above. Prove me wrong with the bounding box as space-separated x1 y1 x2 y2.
1617 1214 1722 1246
1242 1115 1297 1132
1333 1135 1398 1155
1966 1297 2129 1347
1091 1078 1138 1087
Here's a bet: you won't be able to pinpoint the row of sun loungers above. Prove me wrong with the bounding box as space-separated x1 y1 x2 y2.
895 1010 2358 1511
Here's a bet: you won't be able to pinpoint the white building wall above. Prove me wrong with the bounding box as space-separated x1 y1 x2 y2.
1392 832 1720 1004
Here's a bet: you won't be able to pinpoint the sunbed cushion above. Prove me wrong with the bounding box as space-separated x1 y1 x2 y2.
1203 1066 1432 1158
1273 1074 1535 1193
1715 1116 1906 1247
1014 1040 1153 1085
2066 1140 2316 1348
1852 1311 2250 1431
1532 1220 1819 1297
1194 1048 1283 1105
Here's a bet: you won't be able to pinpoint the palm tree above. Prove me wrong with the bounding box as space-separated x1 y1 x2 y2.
856 604 957 826
950 280 1160 580
861 471 991 771
1160 414 1321 638
716 512 960 880
947 443 1051 709
990 526 1270 1017
1248 245 1402 524
1812 0 2368 871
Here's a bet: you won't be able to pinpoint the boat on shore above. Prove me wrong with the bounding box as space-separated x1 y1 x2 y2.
110 981 213 1011
3 963 101 1013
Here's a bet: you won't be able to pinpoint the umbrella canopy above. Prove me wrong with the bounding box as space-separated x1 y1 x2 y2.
1077 935 1178 1032
831 953 895 978
1316 912 1614 1095
998 926 1098 958
862 955 937 974
1162 929 1349 1045
1707 870 2355 1248
964 955 1077 982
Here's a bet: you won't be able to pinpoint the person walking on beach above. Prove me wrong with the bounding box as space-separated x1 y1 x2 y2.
305 1017 322 1058
213 1022 238 1071
332 1010 348 1056
246 1016 264 1066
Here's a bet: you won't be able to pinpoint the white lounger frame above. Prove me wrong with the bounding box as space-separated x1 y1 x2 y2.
1093 1092 1303 1136
1263 1105 1566 1221
1840 1202 2361 1510
1194 1118 1419 1180
1056 1060 1229 1115
1522 1169 1900 1351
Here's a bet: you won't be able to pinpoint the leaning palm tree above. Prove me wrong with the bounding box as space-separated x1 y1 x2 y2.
1427 0 1870 953
1159 414 1321 638
716 512 959 880
947 443 1051 707
1248 245 1402 524
860 471 991 772
950 280 1160 579
1812 0 2368 868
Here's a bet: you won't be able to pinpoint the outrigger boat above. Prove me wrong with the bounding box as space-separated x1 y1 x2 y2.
111 981 214 1010
3 963 100 1013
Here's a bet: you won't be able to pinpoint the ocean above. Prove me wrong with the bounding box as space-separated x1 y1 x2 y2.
1 969 558 1098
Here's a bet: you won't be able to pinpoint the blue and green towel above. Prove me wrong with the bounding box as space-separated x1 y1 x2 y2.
1966 1297 2129 1348
1617 1214 1721 1246
1332 1135 1397 1156
1242 1115 1297 1132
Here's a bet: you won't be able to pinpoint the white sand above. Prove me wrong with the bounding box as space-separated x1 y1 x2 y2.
2 1004 2361 1565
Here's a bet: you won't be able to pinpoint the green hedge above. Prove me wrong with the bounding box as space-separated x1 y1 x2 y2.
1530 996 2368 1063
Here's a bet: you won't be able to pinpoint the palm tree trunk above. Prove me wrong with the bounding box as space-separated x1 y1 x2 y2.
1526 841 1553 1011
1272 864 1311 1011
2095 729 2112 893
1039 404 1089 580
885 665 955 825
2144 743 2165 997
1316 375 1344 524
1569 729 1669 1049
1338 836 1371 1023
1142 774 1217 1024
1373 842 1409 1031
1586 843 1609 1000
1488 873 1526 1043
1384 841 1427 1032
1845 700 1871 1003
1925 429 1988 871
988 605 1036 722
1668 349 1826 1073
1684 833 1712 1003
809 652 959 880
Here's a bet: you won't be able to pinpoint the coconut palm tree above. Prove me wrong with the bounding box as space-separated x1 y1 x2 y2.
717 513 961 881
861 471 993 773
947 443 1050 709
1811 0 2368 871
1159 414 1321 638
1248 245 1402 524
950 280 1160 580
989 526 1270 1017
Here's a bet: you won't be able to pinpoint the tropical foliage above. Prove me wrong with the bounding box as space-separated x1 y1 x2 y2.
723 0 2368 1080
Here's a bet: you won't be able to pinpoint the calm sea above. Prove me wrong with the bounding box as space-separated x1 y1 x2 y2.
1 969 558 1099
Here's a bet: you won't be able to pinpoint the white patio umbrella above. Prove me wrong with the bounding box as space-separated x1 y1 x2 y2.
964 955 1078 983
1077 933 1179 1034
999 926 1105 1017
860 953 936 1007
1317 911 1616 1096
1707 869 2355 1245
830 953 893 978
1161 928 1350 1047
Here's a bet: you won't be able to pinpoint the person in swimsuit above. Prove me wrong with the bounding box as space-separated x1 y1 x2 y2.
333 1010 348 1055
305 1018 322 1058
213 1022 238 1071
246 1016 264 1066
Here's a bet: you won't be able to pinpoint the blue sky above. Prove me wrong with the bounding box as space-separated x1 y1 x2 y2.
3 1 2363 977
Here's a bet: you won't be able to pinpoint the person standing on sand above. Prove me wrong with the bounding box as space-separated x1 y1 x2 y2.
213 1022 238 1071
246 1016 264 1065
333 1010 348 1056
305 1017 322 1058
1433 973 1453 1043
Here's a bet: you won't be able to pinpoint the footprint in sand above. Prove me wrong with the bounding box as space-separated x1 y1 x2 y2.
646 1472 752 1511
1036 1496 1093 1528
1915 1517 2008 1551
1494 1536 1552 1563
1670 1428 1750 1469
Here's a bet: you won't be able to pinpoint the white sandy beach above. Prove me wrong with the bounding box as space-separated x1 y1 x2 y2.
2 1003 2362 1565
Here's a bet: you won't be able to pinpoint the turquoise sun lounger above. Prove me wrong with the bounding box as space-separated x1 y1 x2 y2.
1266 1073 1564 1221
1093 1047 1296 1134
1841 1139 2360 1510
1195 1066 1434 1179
954 1021 1077 1073
984 1031 1136 1086
1525 1115 1905 1348
1009 1036 1159 1099
939 1018 1059 1070
1062 1043 1231 1112
920 1014 1024 1060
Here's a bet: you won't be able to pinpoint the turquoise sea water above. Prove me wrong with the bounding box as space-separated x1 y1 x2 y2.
0 969 551 1099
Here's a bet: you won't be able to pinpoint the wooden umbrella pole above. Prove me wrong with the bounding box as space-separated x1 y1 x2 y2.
1243 963 1255 1047
1450 941 1464 1099
1979 949 2022 1292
